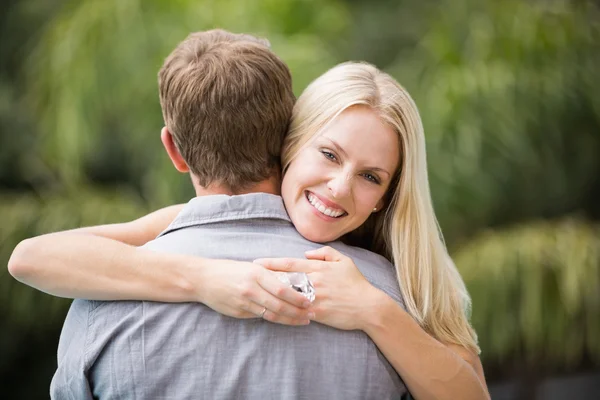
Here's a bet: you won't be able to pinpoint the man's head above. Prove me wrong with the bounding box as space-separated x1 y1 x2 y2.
158 29 295 193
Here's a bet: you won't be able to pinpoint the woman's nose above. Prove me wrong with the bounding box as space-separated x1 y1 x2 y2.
327 174 352 198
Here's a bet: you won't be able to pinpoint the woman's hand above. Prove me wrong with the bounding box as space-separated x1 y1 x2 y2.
254 246 382 331
194 258 314 326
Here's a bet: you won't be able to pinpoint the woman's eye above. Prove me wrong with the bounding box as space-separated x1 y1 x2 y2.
362 173 380 184
321 150 337 161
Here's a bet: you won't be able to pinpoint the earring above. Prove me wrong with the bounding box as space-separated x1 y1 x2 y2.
372 207 377 212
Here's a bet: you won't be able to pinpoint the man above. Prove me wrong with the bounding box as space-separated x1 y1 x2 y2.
49 30 407 399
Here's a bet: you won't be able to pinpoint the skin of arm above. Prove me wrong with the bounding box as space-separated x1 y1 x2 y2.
7 204 197 301
7 205 313 325
9 231 202 301
361 290 490 400
71 204 186 246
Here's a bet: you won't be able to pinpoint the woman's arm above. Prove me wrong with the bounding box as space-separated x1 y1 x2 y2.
8 206 312 324
256 246 490 400
8 204 186 299
68 204 185 246
362 291 489 400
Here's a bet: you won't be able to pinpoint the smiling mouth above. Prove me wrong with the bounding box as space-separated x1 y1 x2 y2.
305 191 347 218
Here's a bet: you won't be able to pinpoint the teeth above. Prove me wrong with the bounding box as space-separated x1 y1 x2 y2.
307 193 345 218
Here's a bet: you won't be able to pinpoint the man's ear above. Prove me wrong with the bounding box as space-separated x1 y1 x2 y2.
161 127 189 173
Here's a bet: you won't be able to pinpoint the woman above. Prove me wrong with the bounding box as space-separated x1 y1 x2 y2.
9 62 489 399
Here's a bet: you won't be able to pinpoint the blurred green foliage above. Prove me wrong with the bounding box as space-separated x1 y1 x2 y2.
1 0 599 395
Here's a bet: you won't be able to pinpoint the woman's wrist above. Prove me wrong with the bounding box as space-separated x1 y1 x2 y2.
358 285 398 333
170 254 202 302
133 248 201 303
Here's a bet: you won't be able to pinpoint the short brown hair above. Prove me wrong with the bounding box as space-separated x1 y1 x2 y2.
158 30 295 192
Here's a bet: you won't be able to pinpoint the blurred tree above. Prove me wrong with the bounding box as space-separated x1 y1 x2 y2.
385 0 600 240
0 0 65 192
458 218 600 364
456 218 600 398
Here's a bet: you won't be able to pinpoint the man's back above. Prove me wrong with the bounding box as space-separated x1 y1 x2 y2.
51 194 406 399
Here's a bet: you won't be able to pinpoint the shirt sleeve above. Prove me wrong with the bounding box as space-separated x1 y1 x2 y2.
50 299 95 400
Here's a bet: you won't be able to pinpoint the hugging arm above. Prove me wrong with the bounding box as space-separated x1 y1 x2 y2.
7 205 196 301
7 205 312 324
363 291 490 400
257 247 491 400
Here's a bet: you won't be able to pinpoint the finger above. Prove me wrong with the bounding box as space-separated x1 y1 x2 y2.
227 302 264 319
262 309 311 326
237 311 259 319
253 257 317 273
258 271 313 309
242 273 313 319
245 298 312 325
305 246 343 262
257 289 314 320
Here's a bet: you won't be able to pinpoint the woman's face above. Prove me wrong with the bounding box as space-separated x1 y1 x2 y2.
281 105 400 243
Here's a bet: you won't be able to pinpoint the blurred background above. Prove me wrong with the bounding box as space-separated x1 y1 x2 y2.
1 0 599 398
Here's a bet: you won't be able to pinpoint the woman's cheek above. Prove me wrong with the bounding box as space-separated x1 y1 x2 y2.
352 182 370 205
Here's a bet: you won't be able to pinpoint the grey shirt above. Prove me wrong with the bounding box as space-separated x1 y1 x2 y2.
51 193 407 400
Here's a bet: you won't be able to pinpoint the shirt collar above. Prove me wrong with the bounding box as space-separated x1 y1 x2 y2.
158 193 291 237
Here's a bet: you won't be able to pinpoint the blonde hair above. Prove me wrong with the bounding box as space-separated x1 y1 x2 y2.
282 62 480 354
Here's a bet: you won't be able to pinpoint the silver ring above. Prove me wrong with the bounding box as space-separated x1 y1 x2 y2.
259 307 267 318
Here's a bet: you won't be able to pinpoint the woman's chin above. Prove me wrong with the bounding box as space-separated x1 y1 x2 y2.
295 224 339 244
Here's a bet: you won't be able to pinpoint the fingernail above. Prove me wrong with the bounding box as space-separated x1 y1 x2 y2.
308 312 316 319
302 301 311 308
303 320 311 325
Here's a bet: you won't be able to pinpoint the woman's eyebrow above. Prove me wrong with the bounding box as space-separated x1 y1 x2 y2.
319 137 348 159
367 166 391 179
322 137 391 179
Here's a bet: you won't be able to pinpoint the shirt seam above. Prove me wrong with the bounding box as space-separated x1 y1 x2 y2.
161 212 291 235
83 301 94 372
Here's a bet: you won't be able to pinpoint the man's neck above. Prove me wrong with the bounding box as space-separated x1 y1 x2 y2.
193 174 281 197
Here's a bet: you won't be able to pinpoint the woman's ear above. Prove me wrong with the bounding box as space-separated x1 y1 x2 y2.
373 198 385 213
161 127 189 173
